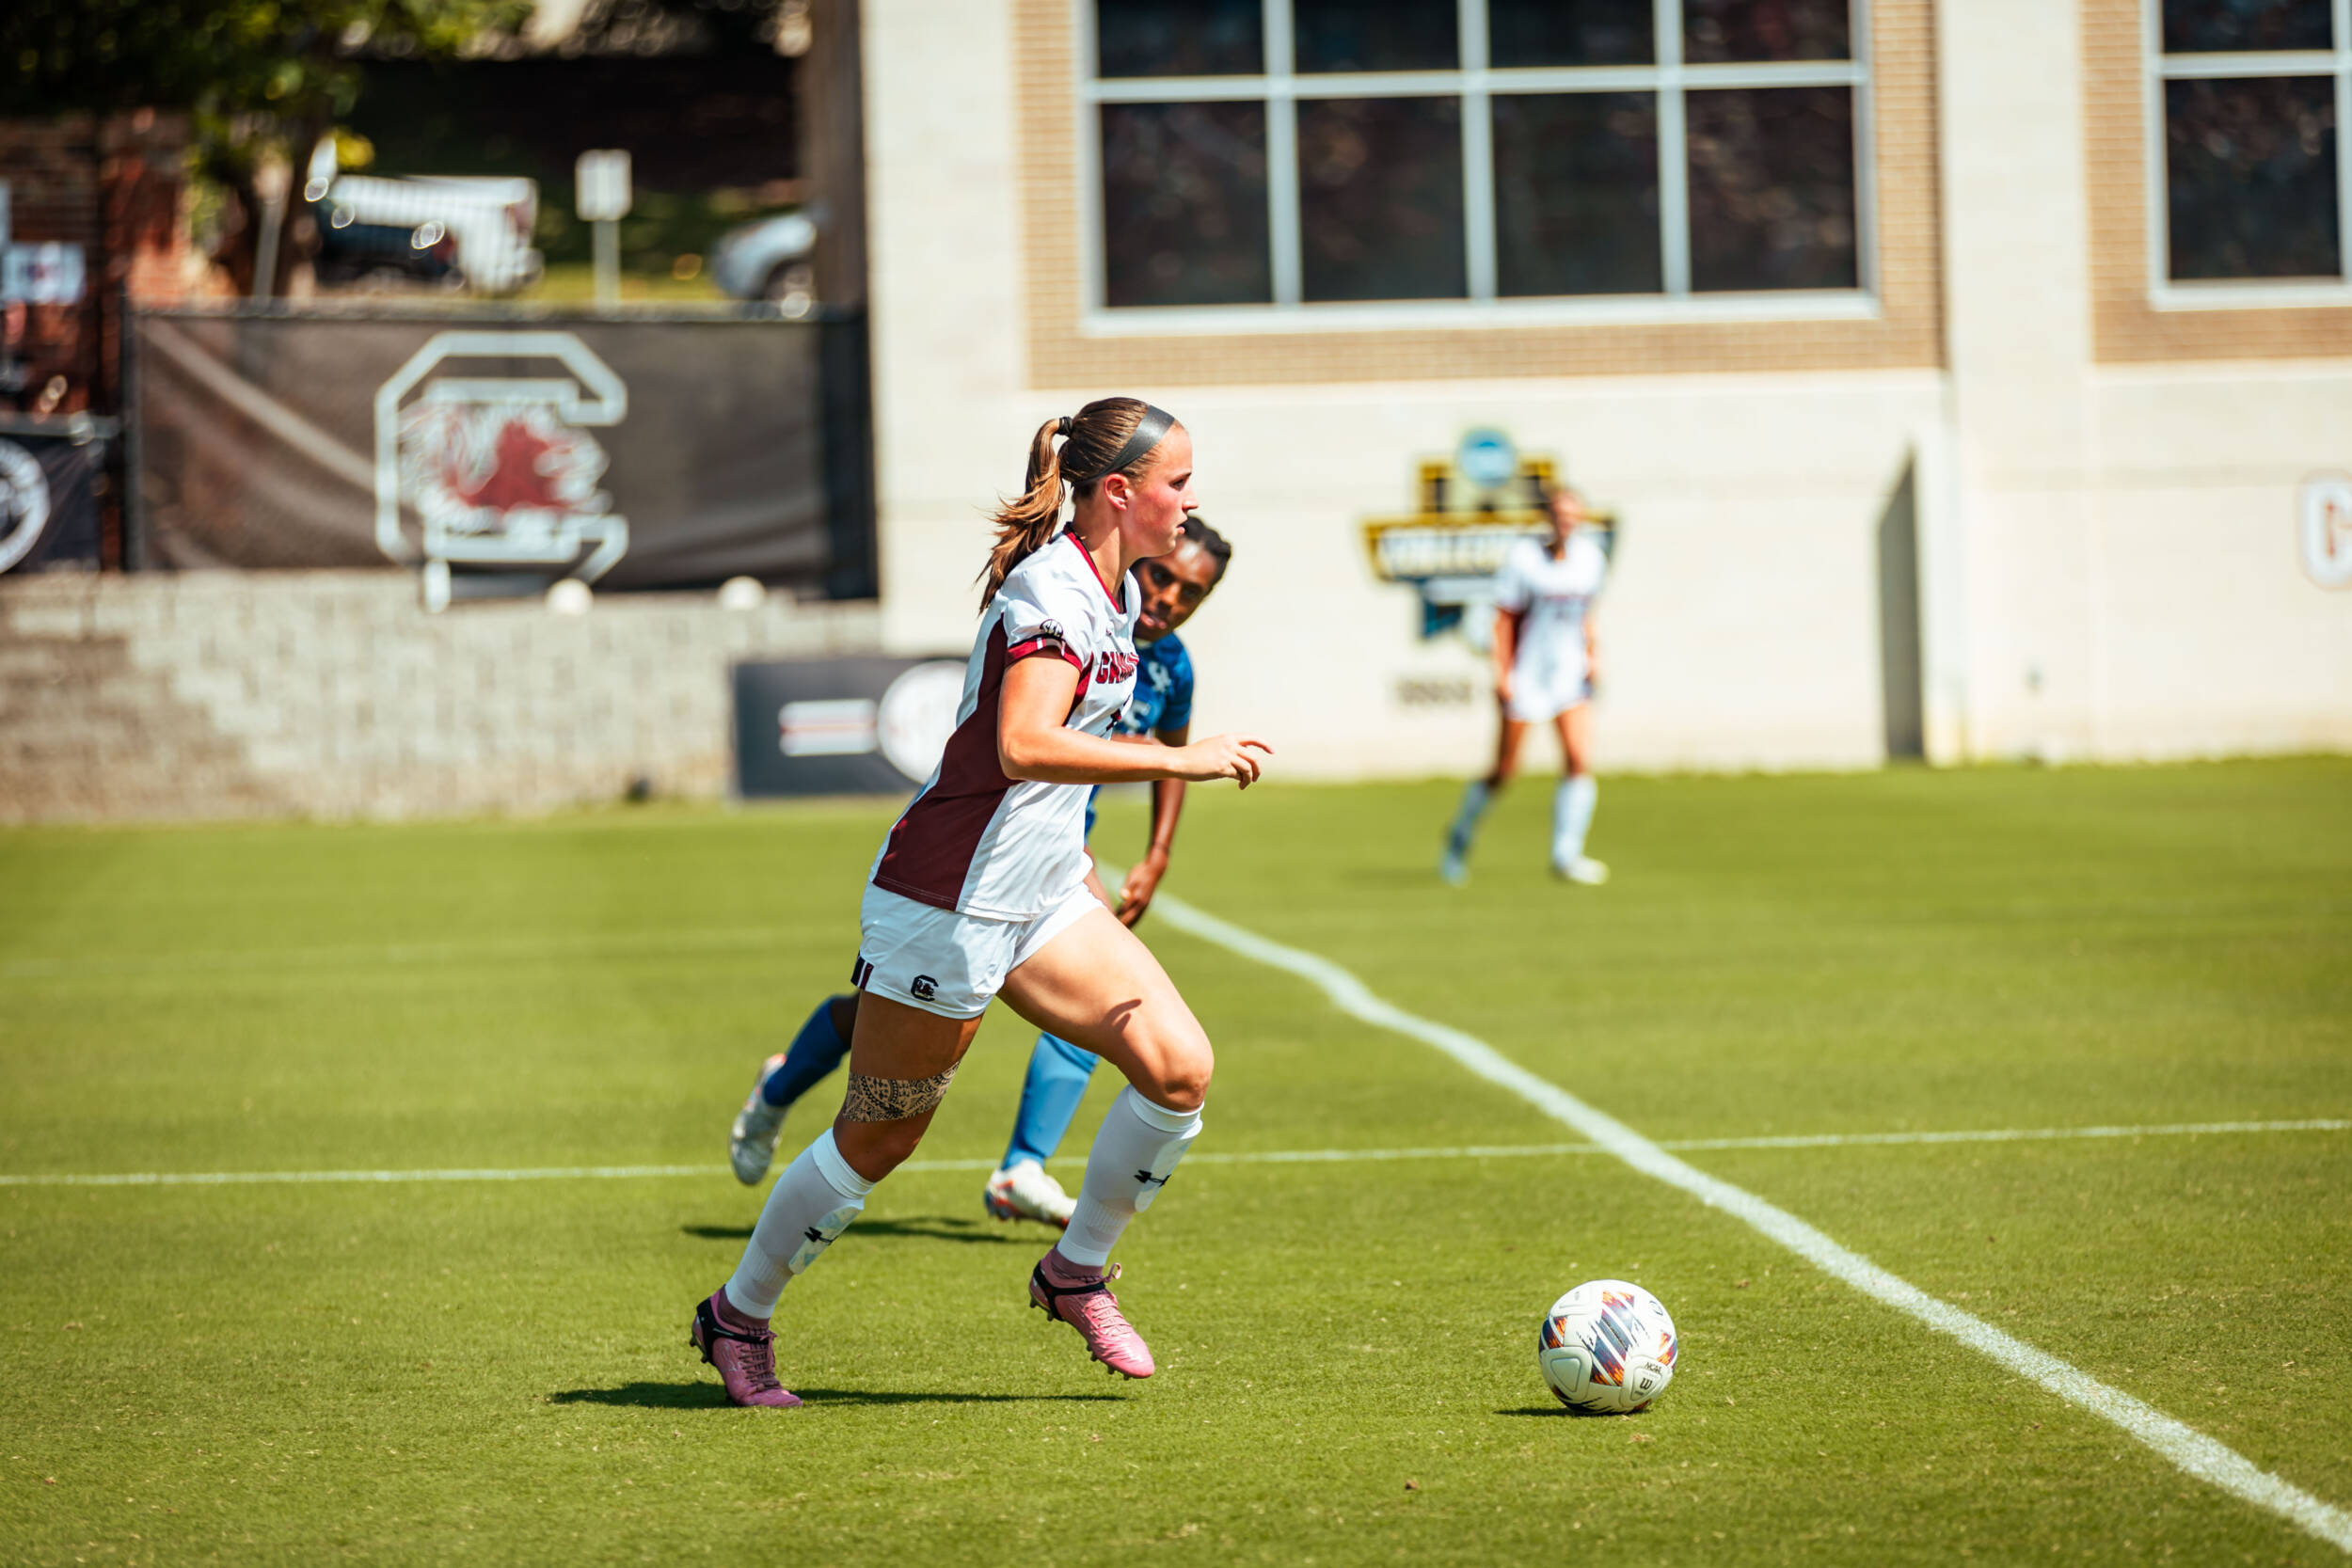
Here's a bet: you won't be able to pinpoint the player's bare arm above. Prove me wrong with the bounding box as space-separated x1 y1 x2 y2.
999 657 1267 787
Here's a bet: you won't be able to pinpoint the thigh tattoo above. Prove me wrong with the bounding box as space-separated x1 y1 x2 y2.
840 1064 960 1123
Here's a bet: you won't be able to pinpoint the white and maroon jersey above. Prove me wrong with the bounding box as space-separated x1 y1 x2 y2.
870 531 1141 919
1495 531 1607 688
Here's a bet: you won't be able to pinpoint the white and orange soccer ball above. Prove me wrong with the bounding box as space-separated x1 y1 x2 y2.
1537 1279 1678 1415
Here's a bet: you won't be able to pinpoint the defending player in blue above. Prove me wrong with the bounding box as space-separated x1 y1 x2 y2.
727 515 1233 1228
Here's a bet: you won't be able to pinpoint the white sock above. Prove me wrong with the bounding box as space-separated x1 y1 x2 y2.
1056 1086 1202 1269
1449 780 1493 847
723 1128 875 1318
1553 774 1597 866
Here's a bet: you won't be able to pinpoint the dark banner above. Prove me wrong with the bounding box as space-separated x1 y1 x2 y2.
735 655 969 798
129 309 872 594
0 426 106 575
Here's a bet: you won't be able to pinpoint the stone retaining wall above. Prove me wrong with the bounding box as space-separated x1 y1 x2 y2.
0 572 880 822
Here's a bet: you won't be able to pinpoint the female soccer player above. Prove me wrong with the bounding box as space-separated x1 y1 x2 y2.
984 516 1229 1227
1441 483 1609 886
727 519 1232 1228
690 399 1268 1408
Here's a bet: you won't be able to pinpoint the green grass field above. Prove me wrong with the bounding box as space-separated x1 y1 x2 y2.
4 762 2349 1565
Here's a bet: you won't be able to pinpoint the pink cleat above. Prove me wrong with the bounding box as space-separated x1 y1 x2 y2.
689 1291 803 1408
1029 1249 1154 1379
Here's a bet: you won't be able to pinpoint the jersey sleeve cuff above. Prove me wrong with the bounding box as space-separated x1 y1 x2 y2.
1006 634 1084 671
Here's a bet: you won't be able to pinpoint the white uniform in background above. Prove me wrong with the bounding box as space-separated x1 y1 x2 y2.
1494 531 1607 723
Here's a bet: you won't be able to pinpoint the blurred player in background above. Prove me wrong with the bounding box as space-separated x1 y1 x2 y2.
1441 482 1609 887
690 399 1268 1405
726 515 1233 1230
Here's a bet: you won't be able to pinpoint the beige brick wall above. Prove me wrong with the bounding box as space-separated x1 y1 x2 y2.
2084 0 2352 362
1009 0 1943 386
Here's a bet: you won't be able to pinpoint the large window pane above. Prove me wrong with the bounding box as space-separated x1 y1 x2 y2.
1686 86 1857 290
1294 0 1458 72
1683 0 1851 63
1489 0 1654 66
1101 102 1272 307
1096 0 1263 78
1494 93 1661 295
1298 96 1465 300
2165 76 2340 279
2161 0 2329 53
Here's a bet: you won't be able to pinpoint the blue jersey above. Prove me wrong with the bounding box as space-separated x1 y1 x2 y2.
1117 633 1194 739
1087 632 1193 838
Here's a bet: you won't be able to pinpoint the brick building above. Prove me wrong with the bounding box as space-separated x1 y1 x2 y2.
860 0 2352 771
0 110 208 417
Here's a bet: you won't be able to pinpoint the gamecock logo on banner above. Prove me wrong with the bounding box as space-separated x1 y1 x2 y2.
0 438 52 575
373 331 630 609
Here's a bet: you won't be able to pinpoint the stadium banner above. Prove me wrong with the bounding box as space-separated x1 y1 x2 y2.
128 309 870 596
1362 428 1612 647
0 423 106 576
734 655 968 798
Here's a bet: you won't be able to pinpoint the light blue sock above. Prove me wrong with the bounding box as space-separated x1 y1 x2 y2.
1002 1033 1100 1170
760 996 852 1109
1449 779 1493 848
1552 775 1597 866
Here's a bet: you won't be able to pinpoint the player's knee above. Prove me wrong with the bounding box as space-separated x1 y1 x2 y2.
1135 1033 1213 1113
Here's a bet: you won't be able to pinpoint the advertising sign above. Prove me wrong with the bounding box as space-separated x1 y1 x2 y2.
0 427 104 574
1 243 86 305
2297 472 2352 590
1361 429 1612 647
131 310 865 595
735 656 968 798
375 331 629 610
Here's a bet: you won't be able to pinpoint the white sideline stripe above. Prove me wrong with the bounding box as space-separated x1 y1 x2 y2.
1148 892 2352 1557
2 1120 2344 1188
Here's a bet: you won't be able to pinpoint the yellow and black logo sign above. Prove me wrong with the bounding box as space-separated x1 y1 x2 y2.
1363 430 1610 640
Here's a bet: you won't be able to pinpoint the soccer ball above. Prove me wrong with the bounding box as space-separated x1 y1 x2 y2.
1537 1279 1677 1414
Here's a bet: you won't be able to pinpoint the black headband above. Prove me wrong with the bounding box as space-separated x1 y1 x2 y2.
1068 403 1174 483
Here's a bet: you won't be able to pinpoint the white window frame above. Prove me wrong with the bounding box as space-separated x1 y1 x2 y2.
1075 0 1879 335
2144 0 2352 309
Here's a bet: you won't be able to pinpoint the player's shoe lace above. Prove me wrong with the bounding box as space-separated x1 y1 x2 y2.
690 1291 802 1408
728 1053 789 1185
1029 1254 1154 1379
984 1161 1074 1227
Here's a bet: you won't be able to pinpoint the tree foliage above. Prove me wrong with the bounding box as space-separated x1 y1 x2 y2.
5 1 532 292
3 1 532 124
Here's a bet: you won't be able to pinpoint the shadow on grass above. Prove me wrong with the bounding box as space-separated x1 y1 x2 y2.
1493 1405 1645 1419
548 1382 1123 1410
680 1216 1025 1245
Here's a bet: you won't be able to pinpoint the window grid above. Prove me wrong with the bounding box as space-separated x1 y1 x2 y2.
1078 0 1873 316
2144 0 2352 305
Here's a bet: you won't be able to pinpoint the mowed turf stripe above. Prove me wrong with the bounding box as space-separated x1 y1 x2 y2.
4 1118 2344 1186
1150 890 2352 1557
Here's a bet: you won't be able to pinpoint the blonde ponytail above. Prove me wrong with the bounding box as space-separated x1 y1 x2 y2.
978 396 1174 610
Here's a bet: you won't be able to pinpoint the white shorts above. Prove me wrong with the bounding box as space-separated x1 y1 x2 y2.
1504 668 1592 723
851 881 1100 1021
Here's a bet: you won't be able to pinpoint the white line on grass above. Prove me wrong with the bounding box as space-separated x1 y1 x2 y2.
1148 891 2352 1557
1 1120 2342 1188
